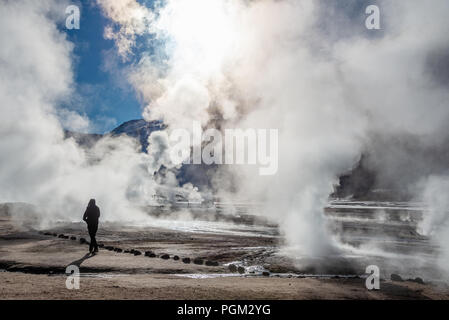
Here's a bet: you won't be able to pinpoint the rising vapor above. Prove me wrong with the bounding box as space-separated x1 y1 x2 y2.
1 0 449 273
97 0 449 260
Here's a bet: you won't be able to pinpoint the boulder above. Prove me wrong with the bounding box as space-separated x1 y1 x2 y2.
173 255 180 261
410 277 425 285
391 273 403 282
58 234 65 238
205 260 219 267
237 266 245 274
79 238 87 244
44 232 52 236
182 258 191 264
133 250 142 256
160 254 170 260
262 271 270 277
228 264 237 273
98 243 104 248
193 258 204 265
70 236 76 240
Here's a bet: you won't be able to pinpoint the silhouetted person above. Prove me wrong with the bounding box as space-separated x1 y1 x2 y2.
83 199 100 253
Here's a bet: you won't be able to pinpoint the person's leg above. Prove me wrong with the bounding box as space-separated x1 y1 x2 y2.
88 225 95 253
91 225 98 252
91 233 97 252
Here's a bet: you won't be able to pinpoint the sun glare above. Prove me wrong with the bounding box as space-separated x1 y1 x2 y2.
157 0 240 77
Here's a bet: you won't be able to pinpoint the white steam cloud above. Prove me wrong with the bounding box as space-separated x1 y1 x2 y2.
418 176 449 275
0 0 177 225
2 0 449 268
97 0 449 258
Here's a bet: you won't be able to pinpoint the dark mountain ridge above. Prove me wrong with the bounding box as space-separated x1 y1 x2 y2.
64 119 164 152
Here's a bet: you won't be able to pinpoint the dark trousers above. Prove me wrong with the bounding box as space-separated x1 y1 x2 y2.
88 224 98 252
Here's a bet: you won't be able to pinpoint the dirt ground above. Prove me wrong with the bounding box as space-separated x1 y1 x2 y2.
1 205 449 300
2 271 449 300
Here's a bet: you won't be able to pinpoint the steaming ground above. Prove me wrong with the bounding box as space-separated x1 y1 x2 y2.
3 1 449 297
1 201 449 299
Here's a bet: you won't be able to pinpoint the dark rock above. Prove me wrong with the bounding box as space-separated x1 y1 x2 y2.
237 266 245 274
116 248 123 253
160 254 170 260
182 258 191 264
79 238 87 244
193 258 204 265
145 251 154 257
391 274 403 282
105 246 114 251
410 277 425 285
173 255 180 261
52 233 57 237
133 250 142 256
205 260 219 266
262 271 270 277
70 236 76 240
58 234 65 238
98 243 104 248
124 250 130 253
229 264 237 273
44 232 52 236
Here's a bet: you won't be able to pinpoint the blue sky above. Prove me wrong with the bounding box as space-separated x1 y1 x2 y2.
63 0 145 134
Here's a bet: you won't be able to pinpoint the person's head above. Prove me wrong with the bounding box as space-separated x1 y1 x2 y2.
88 199 96 207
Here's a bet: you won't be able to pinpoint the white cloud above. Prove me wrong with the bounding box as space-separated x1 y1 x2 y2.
97 0 449 260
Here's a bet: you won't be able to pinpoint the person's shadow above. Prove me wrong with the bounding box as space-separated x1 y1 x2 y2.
67 252 95 269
